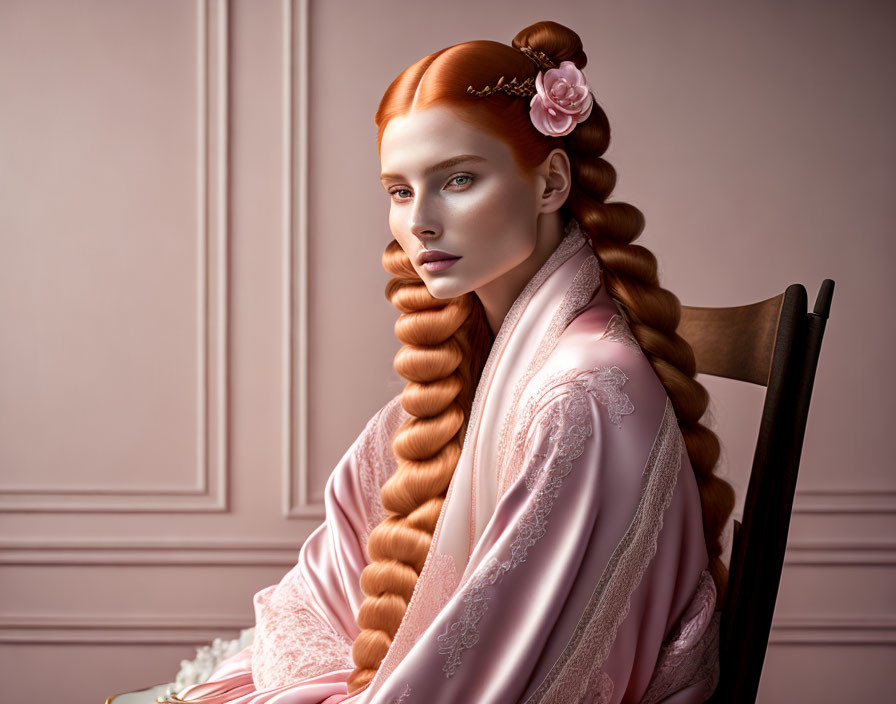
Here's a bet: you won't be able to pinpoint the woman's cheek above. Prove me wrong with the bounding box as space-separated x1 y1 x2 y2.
481 181 520 224
389 211 408 244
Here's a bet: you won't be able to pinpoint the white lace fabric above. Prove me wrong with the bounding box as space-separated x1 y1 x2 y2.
250 566 355 690
169 627 255 693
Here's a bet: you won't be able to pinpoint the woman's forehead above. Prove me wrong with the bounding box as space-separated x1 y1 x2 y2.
379 106 509 175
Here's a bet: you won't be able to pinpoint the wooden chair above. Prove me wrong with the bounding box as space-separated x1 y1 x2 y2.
676 278 835 704
106 281 834 704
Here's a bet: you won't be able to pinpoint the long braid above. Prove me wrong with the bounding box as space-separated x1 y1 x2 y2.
347 240 491 692
352 19 734 692
561 98 736 606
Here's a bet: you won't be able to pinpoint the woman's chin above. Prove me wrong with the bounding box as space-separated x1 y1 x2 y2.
424 278 470 300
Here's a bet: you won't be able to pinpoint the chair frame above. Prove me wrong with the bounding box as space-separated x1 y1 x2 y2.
107 280 834 704
676 278 834 704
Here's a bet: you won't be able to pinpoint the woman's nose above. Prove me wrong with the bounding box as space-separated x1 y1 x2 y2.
409 196 441 240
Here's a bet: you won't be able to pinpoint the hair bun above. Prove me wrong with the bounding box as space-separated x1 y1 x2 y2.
512 20 587 70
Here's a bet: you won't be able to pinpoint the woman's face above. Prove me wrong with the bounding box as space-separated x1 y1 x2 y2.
379 104 548 301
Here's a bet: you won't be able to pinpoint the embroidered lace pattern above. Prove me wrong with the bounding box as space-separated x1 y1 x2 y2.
387 683 412 703
599 313 642 353
461 219 586 472
597 671 615 703
498 366 635 499
560 667 615 704
522 396 682 702
375 551 460 681
356 395 407 548
460 220 588 551
250 571 355 690
365 494 462 690
435 380 599 679
363 221 591 698
493 255 602 495
640 569 720 704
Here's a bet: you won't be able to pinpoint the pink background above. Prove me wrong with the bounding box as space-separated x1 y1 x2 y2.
0 1 892 702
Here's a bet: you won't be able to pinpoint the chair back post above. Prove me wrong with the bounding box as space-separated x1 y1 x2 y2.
711 279 834 704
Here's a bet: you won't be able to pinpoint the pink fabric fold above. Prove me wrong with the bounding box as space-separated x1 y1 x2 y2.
163 219 718 704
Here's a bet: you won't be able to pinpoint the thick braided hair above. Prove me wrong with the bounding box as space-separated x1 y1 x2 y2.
346 20 735 693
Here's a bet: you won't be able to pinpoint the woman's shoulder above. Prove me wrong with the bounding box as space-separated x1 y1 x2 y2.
530 308 669 433
329 392 409 543
353 391 407 469
361 391 406 434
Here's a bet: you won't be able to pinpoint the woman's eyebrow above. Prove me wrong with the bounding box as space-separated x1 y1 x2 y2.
380 154 487 182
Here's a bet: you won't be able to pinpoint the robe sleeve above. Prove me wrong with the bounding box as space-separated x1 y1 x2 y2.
166 394 406 703
367 371 717 704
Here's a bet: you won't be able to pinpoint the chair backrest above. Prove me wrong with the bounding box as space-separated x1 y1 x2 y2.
676 278 835 704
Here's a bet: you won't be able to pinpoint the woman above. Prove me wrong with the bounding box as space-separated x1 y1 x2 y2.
160 19 733 704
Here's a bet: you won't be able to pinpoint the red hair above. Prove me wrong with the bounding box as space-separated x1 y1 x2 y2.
347 20 735 693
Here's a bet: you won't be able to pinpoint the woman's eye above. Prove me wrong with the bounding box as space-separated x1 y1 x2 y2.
388 175 471 202
448 174 473 188
389 187 412 201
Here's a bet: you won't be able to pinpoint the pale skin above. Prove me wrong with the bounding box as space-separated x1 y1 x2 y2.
379 104 573 336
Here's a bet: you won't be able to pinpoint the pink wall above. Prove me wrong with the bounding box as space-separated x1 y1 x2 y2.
0 0 892 701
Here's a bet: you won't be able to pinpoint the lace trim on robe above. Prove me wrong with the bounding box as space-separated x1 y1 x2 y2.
496 304 640 499
371 554 458 702
380 550 460 683
599 313 642 352
493 254 602 502
640 569 721 704
464 221 586 501
472 223 594 548
250 571 355 690
364 454 467 693
467 220 585 444
364 222 590 697
524 396 684 703
498 365 635 499
436 372 631 679
356 395 407 550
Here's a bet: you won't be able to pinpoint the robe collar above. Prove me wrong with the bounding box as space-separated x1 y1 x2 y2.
362 217 603 701
458 216 602 558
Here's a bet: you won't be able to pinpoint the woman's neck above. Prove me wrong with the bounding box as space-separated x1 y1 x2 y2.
475 213 566 336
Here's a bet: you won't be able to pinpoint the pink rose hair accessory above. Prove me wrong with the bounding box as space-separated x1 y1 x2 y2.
465 49 594 138
529 60 594 137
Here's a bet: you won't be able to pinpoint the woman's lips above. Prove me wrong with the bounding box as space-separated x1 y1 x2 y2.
422 257 460 272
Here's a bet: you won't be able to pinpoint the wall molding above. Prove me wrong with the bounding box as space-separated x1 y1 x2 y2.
0 0 230 514
3 536 894 568
280 0 323 520
769 617 896 645
791 489 896 515
0 538 300 567
2 613 893 647
0 614 250 645
784 540 896 566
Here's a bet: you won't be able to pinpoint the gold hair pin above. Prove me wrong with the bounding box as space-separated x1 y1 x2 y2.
465 75 537 98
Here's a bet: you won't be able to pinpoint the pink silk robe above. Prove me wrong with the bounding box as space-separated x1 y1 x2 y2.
166 221 720 704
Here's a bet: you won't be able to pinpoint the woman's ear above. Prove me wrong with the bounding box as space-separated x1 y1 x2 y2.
537 148 571 215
